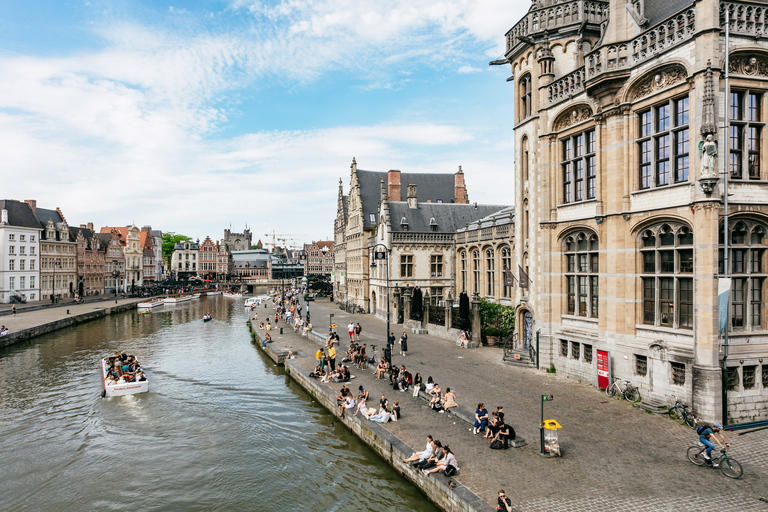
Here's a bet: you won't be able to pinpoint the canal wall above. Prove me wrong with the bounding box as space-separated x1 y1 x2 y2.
0 301 143 349
248 320 494 512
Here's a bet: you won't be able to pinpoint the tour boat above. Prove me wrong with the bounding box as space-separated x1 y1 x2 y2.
223 292 242 298
207 291 222 296
244 297 260 307
203 314 212 322
137 299 164 309
191 294 201 299
101 357 149 397
164 295 193 304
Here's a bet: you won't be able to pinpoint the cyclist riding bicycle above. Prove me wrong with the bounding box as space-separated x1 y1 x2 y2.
698 422 730 467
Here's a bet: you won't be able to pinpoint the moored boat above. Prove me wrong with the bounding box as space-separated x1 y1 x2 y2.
101 355 148 397
137 299 164 308
223 292 242 298
191 294 201 299
164 295 193 304
207 291 222 296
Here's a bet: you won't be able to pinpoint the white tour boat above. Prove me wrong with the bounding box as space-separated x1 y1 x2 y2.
164 295 193 304
101 356 148 397
191 293 201 299
223 292 242 298
207 291 222 296
137 299 164 309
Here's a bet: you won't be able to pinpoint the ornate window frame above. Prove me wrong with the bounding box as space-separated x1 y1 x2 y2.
563 230 599 318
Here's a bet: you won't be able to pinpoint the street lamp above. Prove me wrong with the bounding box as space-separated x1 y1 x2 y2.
370 244 390 362
51 258 62 304
112 268 121 298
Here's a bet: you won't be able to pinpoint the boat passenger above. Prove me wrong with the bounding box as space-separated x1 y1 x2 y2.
138 372 147 382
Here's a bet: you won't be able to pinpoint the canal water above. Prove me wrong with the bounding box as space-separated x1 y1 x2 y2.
0 296 437 512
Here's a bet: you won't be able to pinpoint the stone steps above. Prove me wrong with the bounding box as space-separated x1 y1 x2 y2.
635 396 670 414
502 349 536 368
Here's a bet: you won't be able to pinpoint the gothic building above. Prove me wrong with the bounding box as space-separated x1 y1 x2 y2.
500 0 768 422
223 227 252 252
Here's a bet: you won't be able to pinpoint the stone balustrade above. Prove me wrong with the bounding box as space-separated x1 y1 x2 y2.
721 1 768 37
548 67 586 106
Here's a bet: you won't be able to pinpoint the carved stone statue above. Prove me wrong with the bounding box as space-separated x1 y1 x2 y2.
698 134 718 178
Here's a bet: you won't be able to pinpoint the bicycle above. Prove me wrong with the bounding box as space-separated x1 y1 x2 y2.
604 378 641 402
668 395 697 428
687 445 743 479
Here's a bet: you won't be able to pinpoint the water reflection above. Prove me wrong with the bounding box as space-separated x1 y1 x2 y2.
0 296 436 512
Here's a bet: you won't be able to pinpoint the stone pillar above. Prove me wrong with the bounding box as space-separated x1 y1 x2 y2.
471 294 482 344
692 201 723 424
445 293 454 329
423 291 430 328
403 289 412 323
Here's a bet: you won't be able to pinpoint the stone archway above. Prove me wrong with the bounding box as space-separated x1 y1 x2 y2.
517 308 533 350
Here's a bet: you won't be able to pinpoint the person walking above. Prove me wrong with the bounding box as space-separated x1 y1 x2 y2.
399 332 408 356
354 322 362 342
347 321 355 342
12 305 17 316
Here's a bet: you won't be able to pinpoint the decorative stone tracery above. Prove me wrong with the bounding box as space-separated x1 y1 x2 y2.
554 105 593 131
729 54 768 77
628 64 687 102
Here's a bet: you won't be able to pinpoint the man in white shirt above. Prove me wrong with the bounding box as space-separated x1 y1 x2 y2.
347 322 355 341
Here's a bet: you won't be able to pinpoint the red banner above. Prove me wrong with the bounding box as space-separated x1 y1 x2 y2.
597 349 611 390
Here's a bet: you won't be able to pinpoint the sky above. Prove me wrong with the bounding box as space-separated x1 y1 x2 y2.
0 0 526 247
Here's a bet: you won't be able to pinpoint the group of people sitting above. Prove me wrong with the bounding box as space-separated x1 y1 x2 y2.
417 376 458 412
335 384 401 423
103 351 146 386
473 403 514 449
401 435 459 477
0 325 9 336
342 341 368 369
320 363 351 383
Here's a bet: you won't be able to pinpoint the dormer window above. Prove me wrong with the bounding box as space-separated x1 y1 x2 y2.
369 213 376 223
400 217 409 232
429 217 438 232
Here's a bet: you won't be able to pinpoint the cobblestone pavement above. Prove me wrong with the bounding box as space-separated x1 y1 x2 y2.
261 298 768 511
0 297 143 332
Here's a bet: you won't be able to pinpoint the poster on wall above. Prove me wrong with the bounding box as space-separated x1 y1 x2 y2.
597 349 611 390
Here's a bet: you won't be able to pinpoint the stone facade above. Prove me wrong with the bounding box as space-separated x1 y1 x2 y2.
0 200 42 303
500 0 768 422
124 225 143 290
199 236 218 279
223 227 252 252
99 229 125 294
305 240 334 276
27 201 77 301
71 223 105 297
333 179 348 302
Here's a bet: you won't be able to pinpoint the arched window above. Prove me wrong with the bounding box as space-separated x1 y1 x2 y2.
523 199 529 243
640 223 693 328
561 128 596 203
472 250 480 295
485 248 495 296
521 136 529 181
564 231 599 317
719 219 768 330
460 251 467 293
520 74 532 119
501 246 512 298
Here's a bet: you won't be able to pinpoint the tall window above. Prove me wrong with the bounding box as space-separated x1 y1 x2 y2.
561 129 596 204
485 249 495 296
430 254 443 277
501 247 512 298
521 137 529 181
640 223 694 328
520 75 532 119
730 91 762 179
638 96 690 189
564 231 599 317
719 220 767 330
460 251 467 293
400 254 413 278
472 250 480 295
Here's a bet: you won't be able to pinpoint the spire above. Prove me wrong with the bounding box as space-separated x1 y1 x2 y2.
701 60 717 137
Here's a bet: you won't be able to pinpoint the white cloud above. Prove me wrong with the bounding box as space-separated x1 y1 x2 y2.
457 65 482 74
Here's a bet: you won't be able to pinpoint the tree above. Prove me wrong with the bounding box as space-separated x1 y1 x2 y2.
162 232 192 268
251 242 263 250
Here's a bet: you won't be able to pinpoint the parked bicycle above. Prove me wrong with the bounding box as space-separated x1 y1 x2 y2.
604 378 641 402
668 395 697 428
687 445 743 479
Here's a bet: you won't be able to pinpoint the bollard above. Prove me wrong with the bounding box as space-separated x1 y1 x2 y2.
280 327 283 335
67 309 70 314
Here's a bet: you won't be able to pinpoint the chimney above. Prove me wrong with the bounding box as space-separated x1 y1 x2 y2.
388 170 402 201
87 222 93 231
80 224 86 229
454 166 469 204
24 200 37 215
1 209 8 224
407 184 418 209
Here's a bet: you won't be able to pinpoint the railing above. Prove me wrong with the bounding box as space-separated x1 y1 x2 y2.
721 1 768 37
392 232 454 244
584 7 695 80
480 227 494 241
506 1 608 54
548 67 586 106
429 307 446 326
451 308 470 330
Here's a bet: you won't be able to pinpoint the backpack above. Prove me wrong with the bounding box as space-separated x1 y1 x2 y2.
697 425 710 435
490 439 504 450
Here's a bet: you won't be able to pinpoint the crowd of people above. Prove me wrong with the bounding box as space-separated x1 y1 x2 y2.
401 435 459 478
103 351 146 385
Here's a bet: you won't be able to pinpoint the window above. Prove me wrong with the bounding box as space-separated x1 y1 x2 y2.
583 344 593 364
637 96 690 189
763 364 768 389
561 130 596 204
719 220 767 331
564 231 599 317
30 247 35 255
9 246 15 254
671 362 686 385
400 254 413 278
571 341 580 360
20 276 25 289
501 247 512 298
520 74 532 119
560 340 568 357
472 250 480 295
30 235 34 242
8 260 14 271
521 137 529 181
20 234 25 241
743 365 756 389
636 355 648 377
726 367 739 390
369 213 376 223
459 251 467 293
8 234 14 241
9 277 14 289
485 249 494 296
641 223 694 328
30 276 35 288
430 254 443 277
730 91 762 179
19 260 25 271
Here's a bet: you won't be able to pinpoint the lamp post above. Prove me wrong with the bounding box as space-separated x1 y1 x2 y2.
112 268 120 298
370 244 390 359
51 258 62 304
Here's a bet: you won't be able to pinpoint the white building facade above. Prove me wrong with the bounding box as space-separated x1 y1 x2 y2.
0 200 42 303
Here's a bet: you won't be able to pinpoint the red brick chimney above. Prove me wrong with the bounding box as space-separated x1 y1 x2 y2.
388 170 401 201
454 166 469 204
24 199 37 215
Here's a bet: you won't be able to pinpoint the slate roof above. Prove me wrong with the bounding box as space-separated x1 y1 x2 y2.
0 200 42 229
69 226 101 250
96 232 113 247
234 259 269 270
644 0 695 28
35 207 74 242
357 170 456 229
342 196 349 220
387 202 508 233
457 206 515 233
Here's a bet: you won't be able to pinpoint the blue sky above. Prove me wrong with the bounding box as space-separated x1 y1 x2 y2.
0 0 526 245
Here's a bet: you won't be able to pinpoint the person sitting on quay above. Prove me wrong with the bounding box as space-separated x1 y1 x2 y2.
354 399 377 419
388 364 400 385
490 419 513 450
428 383 442 407
335 384 351 404
356 344 367 369
484 411 500 439
1 326 9 336
422 446 459 477
411 373 423 398
266 320 272 331
473 403 489 435
413 439 443 470
402 435 435 464
457 330 469 348
379 394 389 411
258 322 265 330
357 385 369 403
308 364 323 379
443 388 458 411
374 359 390 379
424 376 435 392
302 322 312 336
262 332 273 349
340 394 355 418
369 400 399 423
